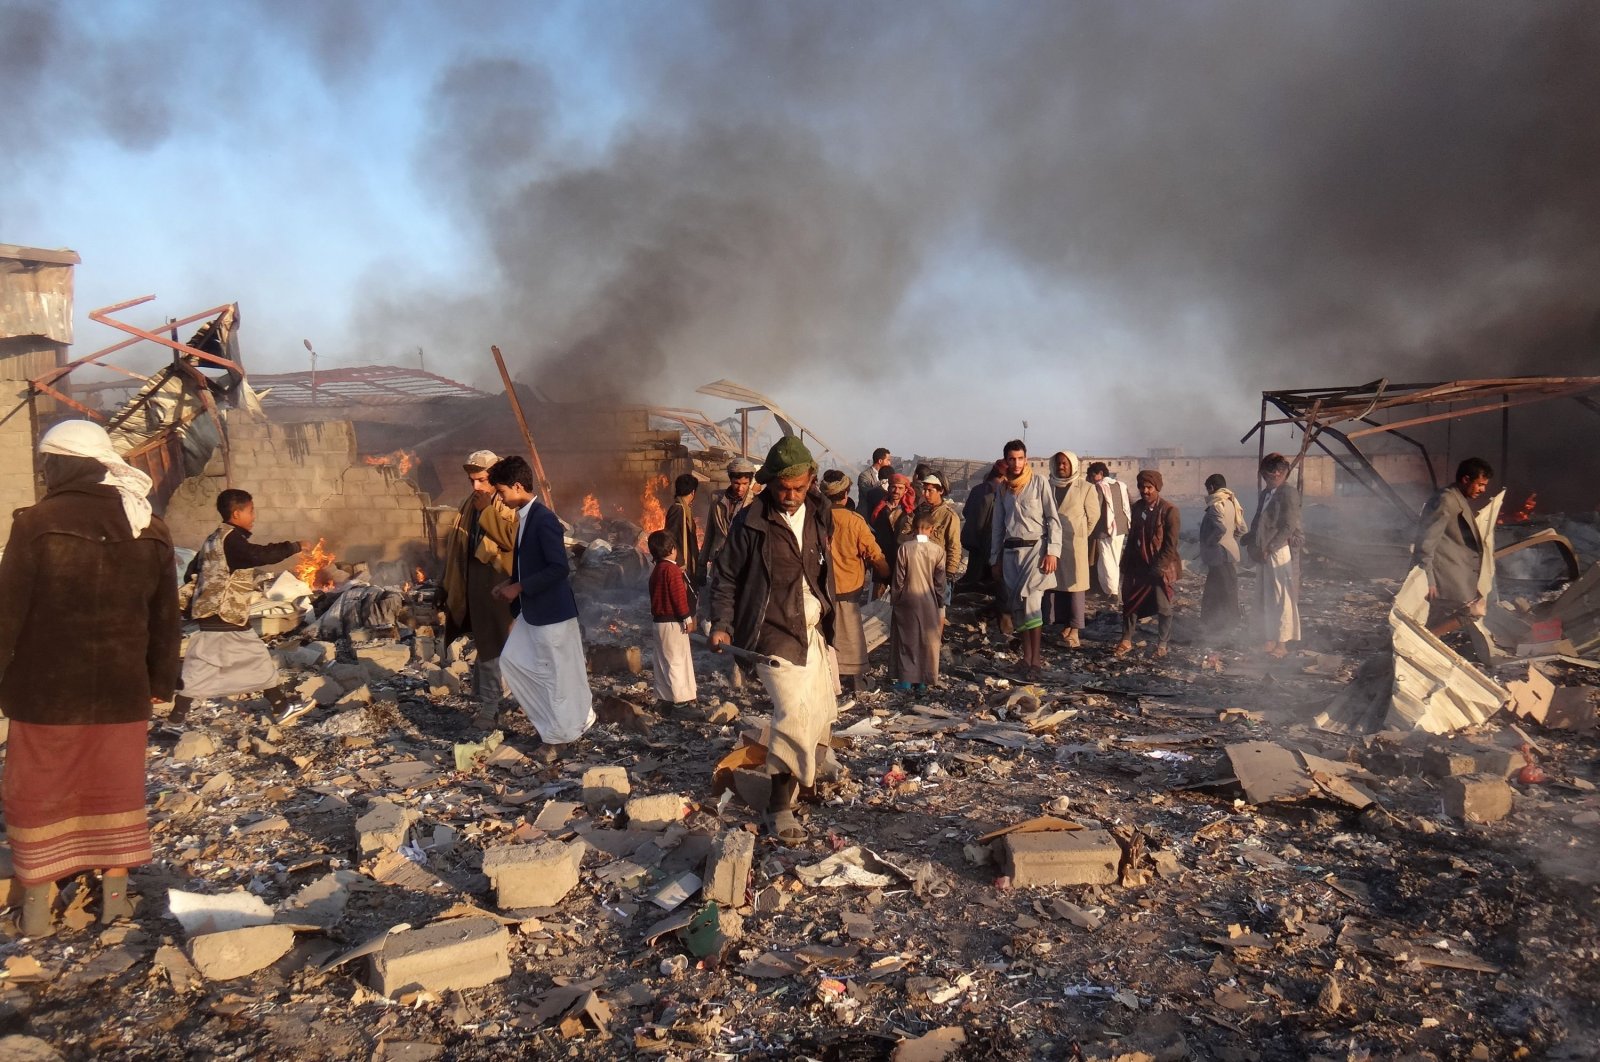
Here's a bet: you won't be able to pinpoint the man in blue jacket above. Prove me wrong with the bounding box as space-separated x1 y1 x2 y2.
488 456 594 762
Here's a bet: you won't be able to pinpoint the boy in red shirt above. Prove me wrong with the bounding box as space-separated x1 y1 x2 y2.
647 530 698 713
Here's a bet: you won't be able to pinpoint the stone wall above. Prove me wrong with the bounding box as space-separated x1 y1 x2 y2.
163 411 432 562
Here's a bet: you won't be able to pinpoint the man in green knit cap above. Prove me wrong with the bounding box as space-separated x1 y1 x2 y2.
709 436 837 844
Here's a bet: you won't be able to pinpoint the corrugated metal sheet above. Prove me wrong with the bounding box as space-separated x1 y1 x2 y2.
250 365 488 407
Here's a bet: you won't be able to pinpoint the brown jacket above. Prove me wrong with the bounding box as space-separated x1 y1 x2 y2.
0 482 181 725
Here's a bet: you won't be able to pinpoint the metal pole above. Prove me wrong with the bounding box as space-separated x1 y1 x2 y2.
1501 394 1509 480
489 345 556 514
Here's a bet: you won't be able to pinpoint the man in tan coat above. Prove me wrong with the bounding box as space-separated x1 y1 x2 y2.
1046 451 1103 648
440 449 519 727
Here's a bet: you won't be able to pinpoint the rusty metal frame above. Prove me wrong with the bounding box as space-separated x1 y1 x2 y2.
646 406 739 453
28 296 247 487
1243 375 1600 522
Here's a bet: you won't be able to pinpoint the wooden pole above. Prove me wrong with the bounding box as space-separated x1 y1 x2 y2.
489 345 556 514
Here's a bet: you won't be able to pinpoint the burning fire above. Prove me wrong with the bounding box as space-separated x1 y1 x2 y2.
640 474 669 532
363 449 418 477
582 493 602 519
1498 491 1538 525
295 538 337 589
414 566 426 584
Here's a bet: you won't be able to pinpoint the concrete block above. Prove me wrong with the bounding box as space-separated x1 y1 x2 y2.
1442 775 1513 823
1473 747 1527 779
370 917 511 997
296 675 343 706
189 924 296 981
327 662 370 692
482 840 583 909
1421 749 1478 779
305 641 337 665
356 799 418 858
703 830 756 907
172 732 217 761
1000 829 1122 887
625 793 689 831
582 766 631 810
589 644 642 676
336 684 372 707
356 643 412 675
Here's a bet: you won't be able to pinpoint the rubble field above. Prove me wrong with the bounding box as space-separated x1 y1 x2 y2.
1 554 1597 1062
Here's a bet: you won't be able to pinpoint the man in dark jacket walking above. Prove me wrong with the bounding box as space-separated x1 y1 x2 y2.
709 436 837 844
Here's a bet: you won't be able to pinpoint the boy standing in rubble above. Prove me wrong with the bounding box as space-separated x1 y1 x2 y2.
646 529 698 713
170 489 311 728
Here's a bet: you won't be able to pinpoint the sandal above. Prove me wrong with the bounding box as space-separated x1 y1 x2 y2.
767 808 806 845
1112 641 1134 658
1153 645 1169 659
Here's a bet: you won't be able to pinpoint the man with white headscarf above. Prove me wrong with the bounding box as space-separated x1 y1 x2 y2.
0 421 180 935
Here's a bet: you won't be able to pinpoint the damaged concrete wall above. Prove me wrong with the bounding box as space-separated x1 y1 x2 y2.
0 245 78 540
163 412 432 561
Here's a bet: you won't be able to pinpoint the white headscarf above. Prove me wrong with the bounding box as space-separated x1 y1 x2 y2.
37 420 155 536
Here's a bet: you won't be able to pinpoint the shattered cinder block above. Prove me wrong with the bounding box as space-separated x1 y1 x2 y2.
1442 775 1513 824
370 918 511 997
1472 747 1527 779
188 924 296 981
481 840 583 909
356 643 412 675
625 793 689 831
1001 829 1122 887
171 732 216 761
296 675 343 706
355 799 418 858
1421 748 1479 779
588 644 642 676
703 830 756 907
336 685 372 707
582 766 631 810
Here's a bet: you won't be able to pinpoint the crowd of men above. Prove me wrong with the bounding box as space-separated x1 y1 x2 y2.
0 420 1502 929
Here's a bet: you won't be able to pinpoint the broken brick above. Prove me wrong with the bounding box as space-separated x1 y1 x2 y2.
625 793 688 831
1000 829 1122 887
1442 775 1513 824
370 918 510 997
356 799 418 859
703 831 755 908
188 924 295 981
582 766 631 810
481 840 582 909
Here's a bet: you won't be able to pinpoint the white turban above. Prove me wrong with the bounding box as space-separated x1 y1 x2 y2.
38 420 155 536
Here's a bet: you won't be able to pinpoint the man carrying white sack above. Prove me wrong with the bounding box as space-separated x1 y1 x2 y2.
487 455 594 763
710 436 838 845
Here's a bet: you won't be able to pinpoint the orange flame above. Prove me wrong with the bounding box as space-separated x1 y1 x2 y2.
295 538 337 589
363 449 418 477
581 493 602 519
1498 491 1538 525
640 474 669 532
414 566 426 584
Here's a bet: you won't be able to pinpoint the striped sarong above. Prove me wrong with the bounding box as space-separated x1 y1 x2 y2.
3 720 151 887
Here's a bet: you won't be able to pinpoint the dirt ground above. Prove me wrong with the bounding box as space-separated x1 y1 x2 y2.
1 549 1597 1062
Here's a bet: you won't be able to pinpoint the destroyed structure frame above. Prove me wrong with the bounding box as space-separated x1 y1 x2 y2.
1242 375 1600 524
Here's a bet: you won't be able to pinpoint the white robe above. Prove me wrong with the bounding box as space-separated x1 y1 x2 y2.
500 615 595 743
652 620 698 703
1261 544 1301 643
180 630 278 699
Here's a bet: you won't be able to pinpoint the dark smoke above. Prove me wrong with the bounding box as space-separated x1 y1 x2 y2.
374 2 1600 411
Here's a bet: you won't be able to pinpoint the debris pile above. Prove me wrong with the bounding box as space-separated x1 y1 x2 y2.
0 543 1595 1060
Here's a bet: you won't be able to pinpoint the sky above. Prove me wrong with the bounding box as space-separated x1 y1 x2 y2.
5 0 1599 469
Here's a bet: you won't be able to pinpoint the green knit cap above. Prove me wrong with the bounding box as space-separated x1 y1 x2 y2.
755 435 816 484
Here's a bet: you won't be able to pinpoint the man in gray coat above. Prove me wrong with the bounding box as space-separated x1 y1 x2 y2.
1413 457 1494 636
